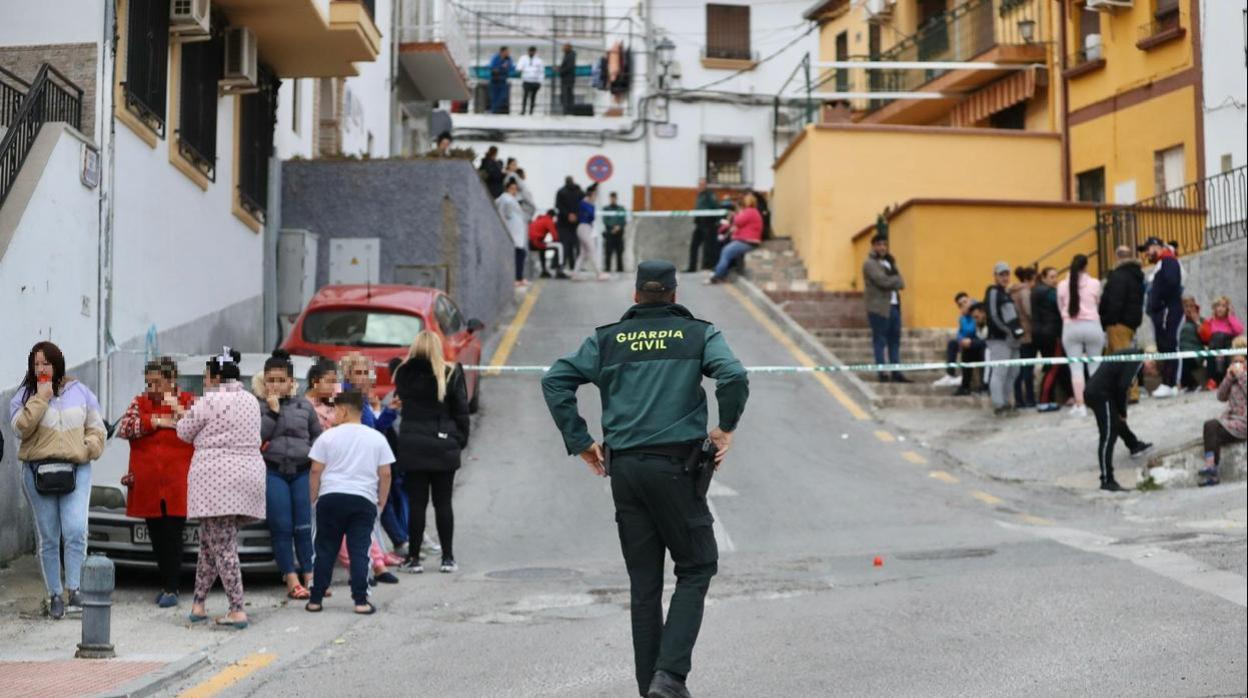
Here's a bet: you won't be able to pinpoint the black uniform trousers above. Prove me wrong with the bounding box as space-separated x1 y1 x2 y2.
1088 394 1142 485
610 451 718 697
604 232 625 272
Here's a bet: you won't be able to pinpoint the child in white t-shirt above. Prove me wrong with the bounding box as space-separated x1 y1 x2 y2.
305 391 394 614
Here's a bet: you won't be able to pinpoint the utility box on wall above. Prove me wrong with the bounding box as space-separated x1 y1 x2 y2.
277 229 319 316
329 237 381 285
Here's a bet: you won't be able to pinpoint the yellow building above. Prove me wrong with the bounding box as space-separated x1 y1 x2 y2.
774 0 1206 328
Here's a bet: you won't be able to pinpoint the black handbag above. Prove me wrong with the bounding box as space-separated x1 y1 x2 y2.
29 460 78 495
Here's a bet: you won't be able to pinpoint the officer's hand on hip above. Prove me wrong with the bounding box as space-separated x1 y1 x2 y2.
709 428 733 470
580 443 606 477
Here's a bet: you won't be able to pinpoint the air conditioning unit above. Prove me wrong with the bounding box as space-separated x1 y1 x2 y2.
221 27 258 93
864 0 896 22
169 0 210 39
1085 0 1133 11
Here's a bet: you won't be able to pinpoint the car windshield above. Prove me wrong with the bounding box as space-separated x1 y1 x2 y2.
302 310 424 347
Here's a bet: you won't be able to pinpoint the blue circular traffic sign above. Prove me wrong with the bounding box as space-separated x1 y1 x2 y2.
586 155 613 183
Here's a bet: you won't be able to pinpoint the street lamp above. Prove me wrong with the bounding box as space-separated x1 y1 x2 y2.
1017 18 1036 43
656 37 676 90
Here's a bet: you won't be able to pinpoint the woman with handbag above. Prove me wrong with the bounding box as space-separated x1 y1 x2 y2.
394 331 470 574
177 348 266 629
116 357 196 608
8 341 106 620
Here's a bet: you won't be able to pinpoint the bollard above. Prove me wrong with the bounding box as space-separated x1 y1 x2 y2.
76 553 116 659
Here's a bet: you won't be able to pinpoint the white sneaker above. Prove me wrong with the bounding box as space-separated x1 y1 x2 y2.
932 374 959 387
1151 385 1177 399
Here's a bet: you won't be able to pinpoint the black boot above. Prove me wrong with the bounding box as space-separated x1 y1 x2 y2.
647 671 692 698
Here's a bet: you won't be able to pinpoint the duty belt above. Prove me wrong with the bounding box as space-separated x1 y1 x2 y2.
611 441 700 461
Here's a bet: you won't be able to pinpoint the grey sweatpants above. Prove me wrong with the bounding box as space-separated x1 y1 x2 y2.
986 339 1020 408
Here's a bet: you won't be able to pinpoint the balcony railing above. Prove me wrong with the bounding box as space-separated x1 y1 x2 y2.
1095 165 1247 273
401 0 471 74
1 66 29 129
875 0 1040 94
456 1 606 39
458 70 628 117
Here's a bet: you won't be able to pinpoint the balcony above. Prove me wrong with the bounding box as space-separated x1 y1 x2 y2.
454 1 606 39
212 0 381 78
398 0 472 102
861 0 1047 124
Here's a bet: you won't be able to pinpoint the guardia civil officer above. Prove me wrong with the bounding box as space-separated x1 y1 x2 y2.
541 260 749 698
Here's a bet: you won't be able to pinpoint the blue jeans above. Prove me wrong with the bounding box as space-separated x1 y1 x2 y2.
311 493 376 605
867 306 902 375
713 241 755 279
21 463 91 596
489 80 509 113
265 470 314 577
379 472 409 547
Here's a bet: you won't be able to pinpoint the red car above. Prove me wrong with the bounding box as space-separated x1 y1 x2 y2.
282 285 485 411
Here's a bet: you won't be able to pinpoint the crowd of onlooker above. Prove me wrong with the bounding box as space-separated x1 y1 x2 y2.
863 235 1246 489
10 337 470 621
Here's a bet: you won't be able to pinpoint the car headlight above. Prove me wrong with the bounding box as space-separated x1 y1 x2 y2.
90 486 127 510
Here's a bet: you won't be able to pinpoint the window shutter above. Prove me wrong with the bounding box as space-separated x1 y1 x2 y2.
706 5 751 60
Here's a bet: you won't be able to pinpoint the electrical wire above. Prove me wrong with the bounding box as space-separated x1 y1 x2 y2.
673 21 818 93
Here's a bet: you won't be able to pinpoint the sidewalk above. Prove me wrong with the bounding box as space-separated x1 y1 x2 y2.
884 387 1247 513
0 555 286 697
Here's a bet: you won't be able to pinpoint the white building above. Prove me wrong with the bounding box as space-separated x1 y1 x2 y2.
1 0 469 417
1199 0 1247 178
444 0 819 214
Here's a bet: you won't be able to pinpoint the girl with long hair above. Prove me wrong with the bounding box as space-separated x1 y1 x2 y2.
394 330 471 574
1057 255 1104 417
9 341 106 619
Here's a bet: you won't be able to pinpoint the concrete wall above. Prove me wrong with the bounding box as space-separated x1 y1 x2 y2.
0 0 104 46
1200 0 1248 177
772 124 1064 291
849 201 1102 330
280 158 514 329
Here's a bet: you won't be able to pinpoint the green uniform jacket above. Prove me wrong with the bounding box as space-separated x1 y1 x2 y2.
541 303 749 455
602 204 628 233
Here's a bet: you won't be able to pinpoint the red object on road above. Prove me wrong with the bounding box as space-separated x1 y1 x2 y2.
281 285 485 406
873 556 883 567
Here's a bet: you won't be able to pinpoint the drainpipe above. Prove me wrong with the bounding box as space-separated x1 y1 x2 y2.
642 0 653 210
97 0 118 415
1058 0 1071 201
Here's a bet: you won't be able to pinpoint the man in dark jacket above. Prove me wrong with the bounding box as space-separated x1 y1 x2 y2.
862 234 908 383
1085 350 1154 491
559 43 576 114
984 262 1025 414
555 176 584 271
1100 245 1146 401
1141 236 1184 397
687 179 719 272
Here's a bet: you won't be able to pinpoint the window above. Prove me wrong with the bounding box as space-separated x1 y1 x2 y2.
1222 154 1235 173
124 0 170 136
706 142 747 186
1076 167 1106 203
989 103 1026 130
177 28 223 180
301 310 425 347
706 5 751 61
435 296 464 335
835 31 849 94
1153 144 1185 198
1155 0 1180 26
238 67 278 222
1077 4 1101 61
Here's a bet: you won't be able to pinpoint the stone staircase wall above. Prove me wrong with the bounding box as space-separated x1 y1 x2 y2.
744 238 818 293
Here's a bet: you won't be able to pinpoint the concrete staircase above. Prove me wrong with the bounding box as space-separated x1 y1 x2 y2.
744 238 818 292
814 328 993 410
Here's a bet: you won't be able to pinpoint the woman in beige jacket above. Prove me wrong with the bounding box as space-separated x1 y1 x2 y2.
8 341 106 620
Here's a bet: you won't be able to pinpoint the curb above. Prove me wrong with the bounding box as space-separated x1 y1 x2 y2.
731 276 882 413
94 651 210 698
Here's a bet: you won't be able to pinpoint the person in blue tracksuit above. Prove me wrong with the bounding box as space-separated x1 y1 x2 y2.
1140 236 1184 397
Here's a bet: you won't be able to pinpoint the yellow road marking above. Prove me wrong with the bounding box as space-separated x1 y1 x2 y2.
723 284 869 420
900 450 927 465
487 280 545 376
970 490 1003 506
873 430 896 443
178 653 277 698
1019 513 1055 526
929 470 958 484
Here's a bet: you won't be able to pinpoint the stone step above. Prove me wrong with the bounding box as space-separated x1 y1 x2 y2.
819 337 951 353
814 328 946 341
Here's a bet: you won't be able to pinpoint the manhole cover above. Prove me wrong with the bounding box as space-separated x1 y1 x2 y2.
485 567 581 581
895 547 996 561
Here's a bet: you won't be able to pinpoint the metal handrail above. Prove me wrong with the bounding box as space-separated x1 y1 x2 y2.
0 63 84 208
1 66 30 128
1028 223 1098 273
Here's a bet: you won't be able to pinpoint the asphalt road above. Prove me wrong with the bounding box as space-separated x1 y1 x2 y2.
159 275 1247 698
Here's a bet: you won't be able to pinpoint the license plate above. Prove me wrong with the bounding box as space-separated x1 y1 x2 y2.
132 524 200 546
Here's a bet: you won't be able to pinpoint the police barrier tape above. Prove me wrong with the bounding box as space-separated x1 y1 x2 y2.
461 348 1247 375
631 209 733 219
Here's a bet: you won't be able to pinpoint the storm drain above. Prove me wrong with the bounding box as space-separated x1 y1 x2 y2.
485 567 582 581
895 547 996 561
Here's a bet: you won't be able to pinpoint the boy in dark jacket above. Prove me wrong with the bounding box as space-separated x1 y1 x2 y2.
1085 350 1154 491
1141 236 1184 396
984 262 1025 414
1100 245 1145 401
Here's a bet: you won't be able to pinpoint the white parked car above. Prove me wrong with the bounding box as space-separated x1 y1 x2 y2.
87 353 315 572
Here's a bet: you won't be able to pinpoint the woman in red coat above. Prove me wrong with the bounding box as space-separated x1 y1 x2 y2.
117 357 196 608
